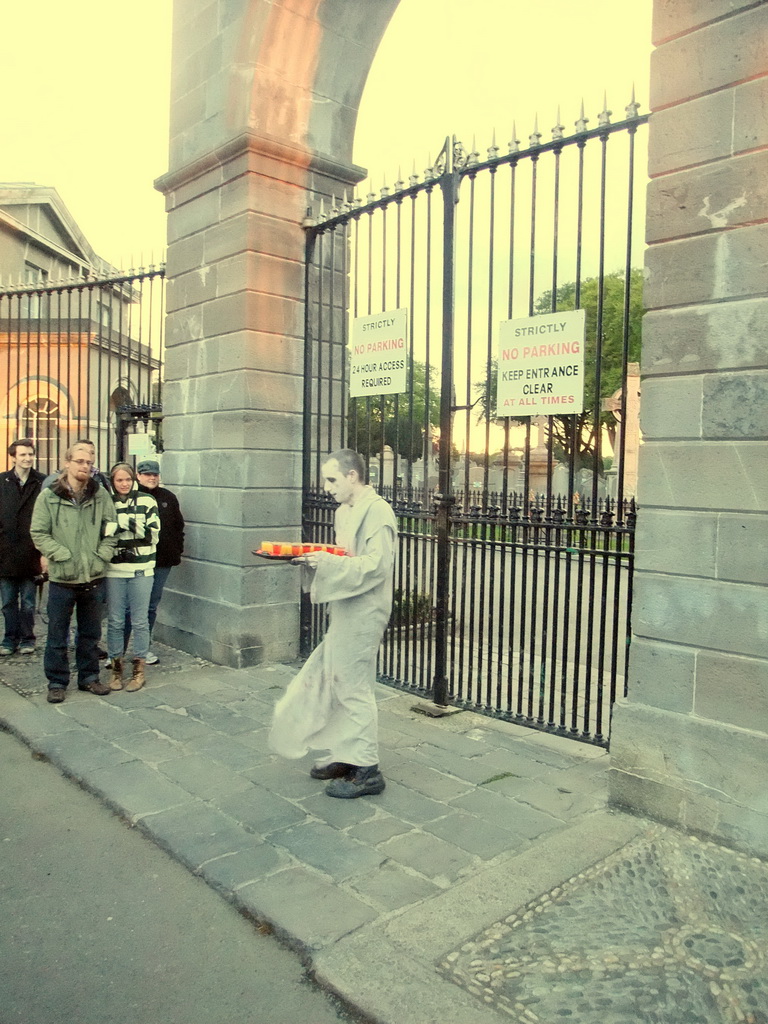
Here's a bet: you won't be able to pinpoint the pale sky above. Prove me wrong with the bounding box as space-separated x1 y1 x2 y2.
1 0 653 269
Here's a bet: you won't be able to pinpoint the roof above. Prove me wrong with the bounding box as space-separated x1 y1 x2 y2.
0 183 118 278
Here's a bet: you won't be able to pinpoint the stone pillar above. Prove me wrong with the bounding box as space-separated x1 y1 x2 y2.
609 1 768 855
154 0 398 666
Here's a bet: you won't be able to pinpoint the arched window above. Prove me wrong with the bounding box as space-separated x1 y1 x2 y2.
19 396 59 469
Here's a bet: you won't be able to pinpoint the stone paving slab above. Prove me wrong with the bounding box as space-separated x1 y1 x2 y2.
4 646 767 1024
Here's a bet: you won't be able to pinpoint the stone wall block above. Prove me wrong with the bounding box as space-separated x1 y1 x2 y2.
644 223 768 308
170 87 208 149
182 330 300 377
702 369 768 438
188 368 301 416
209 407 302 451
625 636 696 713
650 5 768 110
642 298 768 376
202 291 302 343
634 571 768 659
162 345 188 383
204 211 304 266
638 441 768 510
646 150 768 244
165 233 205 279
167 185 221 246
734 74 768 152
609 700 768 856
648 90 733 175
716 513 768 585
649 78 768 177
186 517 299 566
166 263 219 314
213 253 304 303
156 588 300 668
172 557 299 609
652 0 763 44
219 173 306 225
165 307 204 346
639 376 703 439
695 650 768 733
635 509 717 577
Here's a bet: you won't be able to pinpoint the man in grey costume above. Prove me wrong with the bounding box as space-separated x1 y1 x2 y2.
269 449 397 798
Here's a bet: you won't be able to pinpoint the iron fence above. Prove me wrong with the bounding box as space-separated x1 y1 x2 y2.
303 98 648 746
0 266 165 474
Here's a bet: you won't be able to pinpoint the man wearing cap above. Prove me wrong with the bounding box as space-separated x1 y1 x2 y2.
135 460 184 663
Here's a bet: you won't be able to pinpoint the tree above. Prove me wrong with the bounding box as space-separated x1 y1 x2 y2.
349 359 440 463
474 268 643 471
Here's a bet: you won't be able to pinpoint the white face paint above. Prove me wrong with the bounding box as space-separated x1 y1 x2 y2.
321 459 356 506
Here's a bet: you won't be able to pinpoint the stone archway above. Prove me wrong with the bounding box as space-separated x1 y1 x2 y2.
157 0 768 854
154 0 399 669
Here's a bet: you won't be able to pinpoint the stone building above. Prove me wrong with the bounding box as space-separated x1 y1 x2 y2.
0 183 160 472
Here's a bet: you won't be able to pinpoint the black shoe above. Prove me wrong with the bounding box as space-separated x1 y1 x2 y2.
97 646 108 660
47 688 66 703
310 761 354 780
325 764 385 799
78 680 111 696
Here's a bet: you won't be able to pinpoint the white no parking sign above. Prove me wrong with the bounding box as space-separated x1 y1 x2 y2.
349 309 408 398
496 310 586 417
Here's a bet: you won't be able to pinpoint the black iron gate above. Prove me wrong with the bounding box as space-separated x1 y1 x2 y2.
303 99 647 746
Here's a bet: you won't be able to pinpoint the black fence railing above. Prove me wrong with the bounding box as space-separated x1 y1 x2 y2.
0 266 165 475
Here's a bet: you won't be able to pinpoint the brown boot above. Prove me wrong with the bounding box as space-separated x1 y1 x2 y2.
109 657 124 691
126 657 146 692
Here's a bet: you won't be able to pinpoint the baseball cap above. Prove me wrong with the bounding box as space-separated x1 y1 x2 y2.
137 459 160 474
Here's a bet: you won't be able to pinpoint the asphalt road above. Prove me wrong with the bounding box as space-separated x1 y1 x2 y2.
0 728 357 1024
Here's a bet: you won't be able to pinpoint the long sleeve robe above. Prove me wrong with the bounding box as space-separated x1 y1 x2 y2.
269 487 397 767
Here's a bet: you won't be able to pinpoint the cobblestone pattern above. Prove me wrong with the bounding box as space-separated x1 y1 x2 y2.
439 826 768 1023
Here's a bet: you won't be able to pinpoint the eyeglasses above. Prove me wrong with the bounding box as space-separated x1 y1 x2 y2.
71 459 94 466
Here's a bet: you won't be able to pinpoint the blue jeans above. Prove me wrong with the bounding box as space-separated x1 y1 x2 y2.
123 565 171 650
45 580 105 690
107 574 153 660
1 577 37 650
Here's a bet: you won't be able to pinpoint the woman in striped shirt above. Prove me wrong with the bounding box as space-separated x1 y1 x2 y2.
106 463 160 692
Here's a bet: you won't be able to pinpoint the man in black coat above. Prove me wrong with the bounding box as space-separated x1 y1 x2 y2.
135 459 184 664
0 439 46 655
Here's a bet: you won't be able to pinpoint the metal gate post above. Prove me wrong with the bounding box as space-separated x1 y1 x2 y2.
300 226 317 659
432 139 458 708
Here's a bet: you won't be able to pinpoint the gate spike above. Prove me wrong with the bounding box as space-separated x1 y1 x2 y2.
409 159 420 186
467 135 479 167
487 128 499 160
598 91 612 126
508 122 520 154
552 106 564 141
575 100 589 133
380 178 390 199
529 115 542 148
625 84 640 119
424 153 433 180
394 167 405 192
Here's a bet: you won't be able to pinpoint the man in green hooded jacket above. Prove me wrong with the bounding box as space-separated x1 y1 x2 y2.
31 443 118 703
